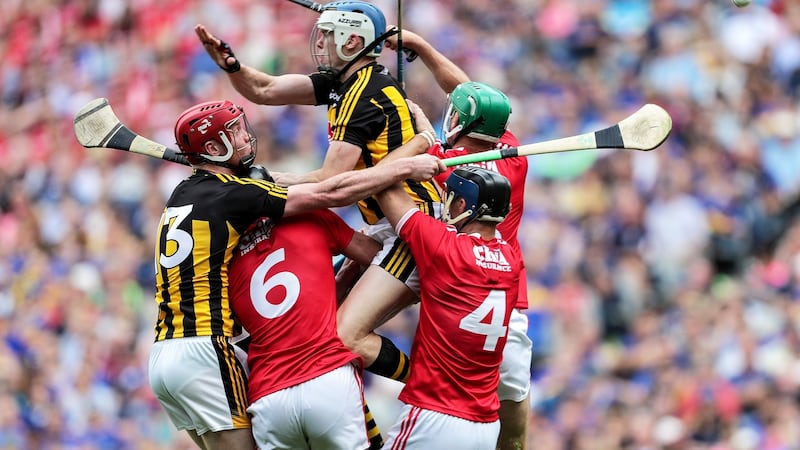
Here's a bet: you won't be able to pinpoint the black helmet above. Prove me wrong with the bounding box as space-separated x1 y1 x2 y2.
443 166 511 226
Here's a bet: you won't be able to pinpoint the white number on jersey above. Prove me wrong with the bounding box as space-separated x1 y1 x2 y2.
249 248 301 319
159 205 194 269
458 289 507 351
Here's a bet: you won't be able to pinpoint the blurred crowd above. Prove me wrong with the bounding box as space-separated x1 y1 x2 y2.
3 0 800 448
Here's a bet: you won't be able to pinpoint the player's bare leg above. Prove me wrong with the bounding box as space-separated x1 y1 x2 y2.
497 395 530 450
337 264 417 449
337 264 417 373
185 430 207 449
199 429 255 450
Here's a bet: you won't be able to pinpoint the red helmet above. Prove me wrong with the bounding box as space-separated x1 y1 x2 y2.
174 100 256 168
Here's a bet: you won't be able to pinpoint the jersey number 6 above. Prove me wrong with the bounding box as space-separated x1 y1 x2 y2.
249 248 301 319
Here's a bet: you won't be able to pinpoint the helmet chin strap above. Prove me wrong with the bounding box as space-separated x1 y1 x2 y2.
443 124 463 146
442 191 474 230
202 131 235 162
443 191 495 231
201 131 255 172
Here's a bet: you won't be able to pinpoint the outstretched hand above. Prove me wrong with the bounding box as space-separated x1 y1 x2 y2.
195 24 240 73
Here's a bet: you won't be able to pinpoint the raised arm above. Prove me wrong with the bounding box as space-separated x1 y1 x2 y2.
384 28 470 94
195 24 317 105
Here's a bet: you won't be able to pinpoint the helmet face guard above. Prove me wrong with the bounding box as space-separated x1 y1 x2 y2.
310 25 339 75
442 82 512 146
443 166 511 229
174 101 257 170
310 1 386 75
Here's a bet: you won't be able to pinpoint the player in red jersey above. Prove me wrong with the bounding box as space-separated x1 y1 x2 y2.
387 31 533 450
376 157 520 448
228 209 381 450
429 83 533 450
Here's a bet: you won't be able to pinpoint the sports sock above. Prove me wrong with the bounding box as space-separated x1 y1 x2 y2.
365 335 411 383
364 402 383 449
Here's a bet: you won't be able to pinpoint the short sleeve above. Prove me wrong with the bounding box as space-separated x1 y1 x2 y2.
397 210 451 263
311 209 356 254
310 73 336 106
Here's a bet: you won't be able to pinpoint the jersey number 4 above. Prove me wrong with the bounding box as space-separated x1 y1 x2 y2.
459 289 508 352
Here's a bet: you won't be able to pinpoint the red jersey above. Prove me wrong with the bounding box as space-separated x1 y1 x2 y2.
229 210 361 404
429 130 529 309
395 210 521 422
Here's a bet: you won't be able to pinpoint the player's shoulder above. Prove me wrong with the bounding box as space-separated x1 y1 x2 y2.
433 144 468 159
370 64 395 80
300 208 344 225
213 172 287 193
401 208 446 233
169 171 230 201
495 154 528 175
288 210 352 241
359 64 401 90
494 132 529 175
212 172 260 183
497 130 520 148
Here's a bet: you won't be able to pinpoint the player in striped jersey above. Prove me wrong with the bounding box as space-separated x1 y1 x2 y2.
387 31 533 450
147 100 443 450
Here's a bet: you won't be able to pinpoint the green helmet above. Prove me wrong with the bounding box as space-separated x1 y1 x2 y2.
442 82 511 145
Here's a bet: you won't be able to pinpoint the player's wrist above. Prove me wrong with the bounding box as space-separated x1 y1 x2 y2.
416 129 436 148
218 40 241 73
224 58 241 73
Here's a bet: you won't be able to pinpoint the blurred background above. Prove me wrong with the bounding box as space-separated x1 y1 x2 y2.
3 0 800 448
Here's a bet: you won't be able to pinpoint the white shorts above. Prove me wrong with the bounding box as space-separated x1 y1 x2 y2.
148 336 250 435
498 309 532 402
384 404 500 450
366 204 442 296
248 363 369 450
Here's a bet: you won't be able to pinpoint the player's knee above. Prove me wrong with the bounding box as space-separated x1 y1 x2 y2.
337 323 355 348
498 398 529 433
497 399 529 450
200 428 255 450
337 321 364 351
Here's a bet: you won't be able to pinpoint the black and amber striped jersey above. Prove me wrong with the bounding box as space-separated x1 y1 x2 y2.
153 170 288 342
310 63 441 224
